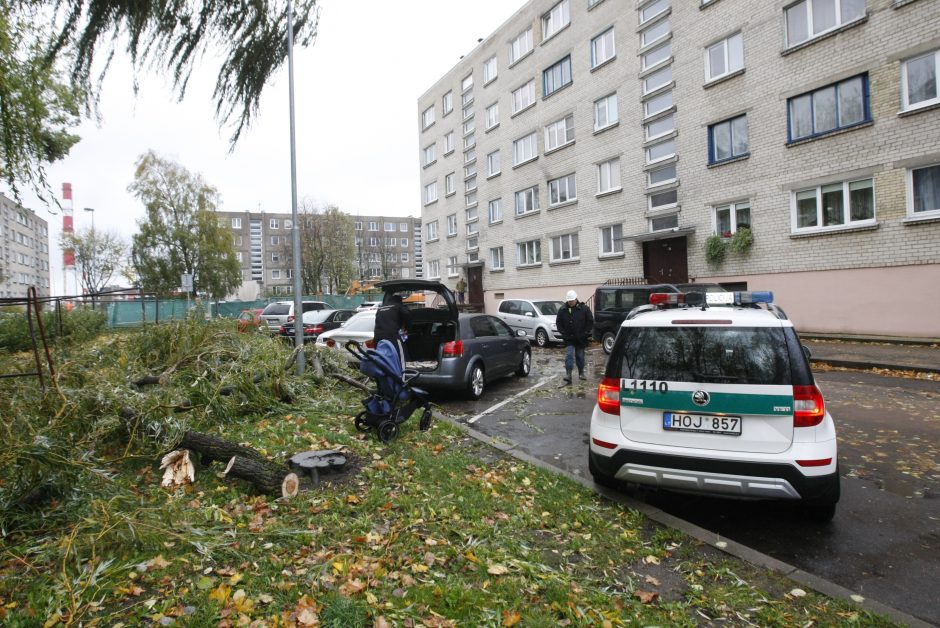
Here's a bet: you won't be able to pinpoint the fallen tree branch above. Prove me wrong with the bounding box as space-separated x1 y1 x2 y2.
177 431 264 465
224 456 299 498
330 372 371 393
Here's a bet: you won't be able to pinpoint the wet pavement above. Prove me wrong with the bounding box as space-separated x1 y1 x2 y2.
433 343 940 626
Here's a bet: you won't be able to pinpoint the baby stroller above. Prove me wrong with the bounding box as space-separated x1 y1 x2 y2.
345 339 433 442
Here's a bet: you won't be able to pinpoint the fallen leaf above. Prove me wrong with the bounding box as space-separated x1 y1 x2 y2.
644 575 661 586
790 588 807 598
643 555 660 565
634 590 659 604
502 610 522 626
487 564 509 575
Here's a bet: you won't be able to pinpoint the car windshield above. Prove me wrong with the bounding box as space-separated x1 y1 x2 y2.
534 301 563 315
616 327 791 385
262 303 290 315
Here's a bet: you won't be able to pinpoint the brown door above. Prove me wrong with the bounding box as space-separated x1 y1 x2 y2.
467 265 483 305
643 237 688 284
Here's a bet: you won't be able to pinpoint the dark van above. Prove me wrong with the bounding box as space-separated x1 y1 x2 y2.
592 284 680 354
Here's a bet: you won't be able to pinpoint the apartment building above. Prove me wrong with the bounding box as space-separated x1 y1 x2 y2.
0 193 51 298
417 0 940 338
216 210 422 297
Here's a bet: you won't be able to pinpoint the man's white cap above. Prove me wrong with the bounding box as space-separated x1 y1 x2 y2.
565 290 578 301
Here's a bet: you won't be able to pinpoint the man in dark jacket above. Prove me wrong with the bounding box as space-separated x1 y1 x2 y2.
374 294 411 367
555 289 593 384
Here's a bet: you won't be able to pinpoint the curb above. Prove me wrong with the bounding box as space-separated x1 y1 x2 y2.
810 357 940 376
437 413 936 628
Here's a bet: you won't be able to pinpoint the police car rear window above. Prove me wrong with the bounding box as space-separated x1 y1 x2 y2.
615 327 791 386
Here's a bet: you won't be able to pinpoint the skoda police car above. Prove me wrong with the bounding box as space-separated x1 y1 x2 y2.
588 291 840 521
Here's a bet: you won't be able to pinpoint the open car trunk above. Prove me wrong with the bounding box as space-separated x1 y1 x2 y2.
377 279 459 371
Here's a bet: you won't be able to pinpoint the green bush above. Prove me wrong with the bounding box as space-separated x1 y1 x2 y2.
0 306 107 353
704 235 728 267
730 226 754 255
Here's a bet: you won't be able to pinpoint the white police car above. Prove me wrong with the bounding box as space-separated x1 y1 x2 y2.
588 291 840 522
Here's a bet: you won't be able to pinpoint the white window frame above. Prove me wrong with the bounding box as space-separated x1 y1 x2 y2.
400 222 408 232
545 114 575 152
270 218 280 229
645 113 674 141
641 17 670 47
465 175 477 193
423 143 436 166
509 27 534 65
646 138 676 164
485 102 500 130
594 93 618 131
791 177 876 233
426 220 439 242
384 222 395 232
447 256 460 277
515 185 540 216
444 131 455 154
642 41 672 71
644 90 673 118
231 217 241 229
549 232 580 262
483 55 498 83
785 0 866 49
548 173 577 206
643 65 673 95
901 49 940 112
489 198 503 224
369 221 378 231
648 188 678 212
513 132 538 166
591 28 616 68
512 80 536 114
271 269 281 280
487 150 501 177
424 181 438 205
542 0 570 41
445 172 456 195
713 200 752 237
648 163 677 187
907 163 940 219
490 246 505 270
442 91 453 115
427 259 441 279
446 214 458 237
516 239 542 266
462 73 474 92
422 105 435 130
639 0 669 25
599 224 624 256
705 32 744 83
596 158 622 194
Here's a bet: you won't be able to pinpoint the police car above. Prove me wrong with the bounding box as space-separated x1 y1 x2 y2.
588 291 840 522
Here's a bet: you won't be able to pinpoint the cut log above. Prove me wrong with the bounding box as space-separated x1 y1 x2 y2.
177 431 264 465
159 449 195 488
224 456 299 498
133 374 163 388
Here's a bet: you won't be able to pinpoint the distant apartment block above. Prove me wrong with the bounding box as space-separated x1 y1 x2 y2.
418 0 940 337
0 193 51 298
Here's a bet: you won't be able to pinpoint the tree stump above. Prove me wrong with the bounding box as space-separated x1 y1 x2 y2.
224 456 298 498
177 431 264 465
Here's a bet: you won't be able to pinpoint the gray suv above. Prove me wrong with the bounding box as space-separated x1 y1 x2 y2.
496 298 564 347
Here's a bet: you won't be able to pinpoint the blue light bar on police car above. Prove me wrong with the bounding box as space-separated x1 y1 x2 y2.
704 291 774 305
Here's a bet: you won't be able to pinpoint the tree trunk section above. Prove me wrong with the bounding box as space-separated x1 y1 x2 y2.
177 431 264 465
224 456 298 498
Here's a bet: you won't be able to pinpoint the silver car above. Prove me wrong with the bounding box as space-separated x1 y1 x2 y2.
496 298 564 347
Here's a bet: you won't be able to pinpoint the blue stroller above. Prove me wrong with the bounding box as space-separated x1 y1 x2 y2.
344 339 433 442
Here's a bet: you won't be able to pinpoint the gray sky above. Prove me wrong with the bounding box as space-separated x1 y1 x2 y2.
13 0 523 293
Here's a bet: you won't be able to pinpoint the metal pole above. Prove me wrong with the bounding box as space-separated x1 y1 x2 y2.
288 0 304 375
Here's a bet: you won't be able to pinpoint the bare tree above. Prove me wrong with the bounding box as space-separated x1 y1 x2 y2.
296 201 355 294
61 227 128 297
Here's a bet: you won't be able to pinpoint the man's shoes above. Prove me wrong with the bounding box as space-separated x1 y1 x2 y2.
579 372 587 381
563 370 572 384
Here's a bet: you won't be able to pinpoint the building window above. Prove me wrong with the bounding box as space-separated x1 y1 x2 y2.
591 28 615 68
284 219 293 229
236 251 243 262
643 41 672 70
462 73 473 92
645 113 674 140
444 131 455 154
442 91 453 115
510 27 534 64
483 55 498 83
401 252 409 262
644 90 673 117
543 55 572 97
489 198 503 224
427 259 441 279
463 118 475 136
908 163 940 218
447 256 459 277
550 233 579 262
901 49 940 112
369 237 379 247
426 220 439 241
467 221 479 235
643 65 673 94
446 214 458 237
400 222 408 232
464 146 476 164
464 133 476 150
517 239 541 266
793 177 875 231
465 175 477 193
641 18 670 47
384 222 395 232
270 218 279 229
401 237 409 248
513 132 538 166
709 114 749 163
270 235 281 245
649 189 678 211
705 32 744 83
271 251 280 263
714 201 751 237
424 181 438 205
466 190 478 208
491 247 505 270
647 138 675 164
369 221 378 231
600 224 623 255
597 158 621 194
465 162 476 178
548 173 577 206
542 0 570 40
445 172 456 195
640 0 669 24
485 102 499 130
512 80 536 114
487 150 501 176
422 105 435 130
231 217 241 229
515 186 540 216
466 206 479 223
423 143 436 166
788 74 869 142
271 269 281 279
648 163 677 187
786 0 866 49
650 213 679 231
545 114 575 151
594 93 618 131
466 236 479 252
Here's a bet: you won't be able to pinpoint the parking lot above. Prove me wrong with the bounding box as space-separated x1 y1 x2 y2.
433 344 940 626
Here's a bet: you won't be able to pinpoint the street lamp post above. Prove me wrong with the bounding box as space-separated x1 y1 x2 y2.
83 207 96 307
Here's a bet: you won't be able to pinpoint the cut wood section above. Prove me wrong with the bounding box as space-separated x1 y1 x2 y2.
177 430 264 465
159 449 195 488
224 456 299 498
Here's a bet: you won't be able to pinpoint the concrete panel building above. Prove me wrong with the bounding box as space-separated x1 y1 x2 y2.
0 193 51 298
417 0 940 337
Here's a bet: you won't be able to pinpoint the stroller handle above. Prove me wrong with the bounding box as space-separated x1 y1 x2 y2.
344 340 370 362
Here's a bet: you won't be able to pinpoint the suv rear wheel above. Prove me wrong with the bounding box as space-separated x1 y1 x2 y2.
467 364 485 400
535 328 550 348
588 450 618 489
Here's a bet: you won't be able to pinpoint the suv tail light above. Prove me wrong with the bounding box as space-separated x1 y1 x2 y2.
793 385 825 427
304 324 324 335
365 339 376 349
442 340 464 357
279 325 287 334
597 377 621 416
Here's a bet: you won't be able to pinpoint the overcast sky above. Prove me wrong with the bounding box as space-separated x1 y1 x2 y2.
10 0 524 293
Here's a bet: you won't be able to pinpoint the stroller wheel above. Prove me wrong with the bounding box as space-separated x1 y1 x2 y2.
354 411 372 432
420 407 433 431
378 421 399 443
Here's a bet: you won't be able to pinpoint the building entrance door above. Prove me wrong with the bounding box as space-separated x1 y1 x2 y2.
466 264 483 306
643 237 689 284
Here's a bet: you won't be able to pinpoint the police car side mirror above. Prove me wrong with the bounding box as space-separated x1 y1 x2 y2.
802 344 812 360
517 330 527 337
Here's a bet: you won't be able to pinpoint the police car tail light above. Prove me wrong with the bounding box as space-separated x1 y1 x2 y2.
793 385 826 427
650 293 682 306
597 377 621 415
442 340 464 357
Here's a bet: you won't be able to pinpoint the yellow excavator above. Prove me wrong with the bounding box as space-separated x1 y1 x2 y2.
345 280 377 297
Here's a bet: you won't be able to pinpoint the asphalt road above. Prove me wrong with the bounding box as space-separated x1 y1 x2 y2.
433 346 940 626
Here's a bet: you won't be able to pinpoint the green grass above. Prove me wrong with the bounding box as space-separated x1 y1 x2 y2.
0 322 897 626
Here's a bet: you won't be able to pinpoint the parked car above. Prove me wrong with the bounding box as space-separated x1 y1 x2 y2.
279 309 356 342
235 308 263 333
259 300 331 333
356 300 382 312
495 298 564 347
315 309 378 351
376 280 531 400
589 290 840 522
592 284 680 354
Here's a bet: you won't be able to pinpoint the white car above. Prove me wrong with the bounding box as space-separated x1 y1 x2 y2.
588 291 840 522
315 309 377 352
495 298 564 347
356 300 382 312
